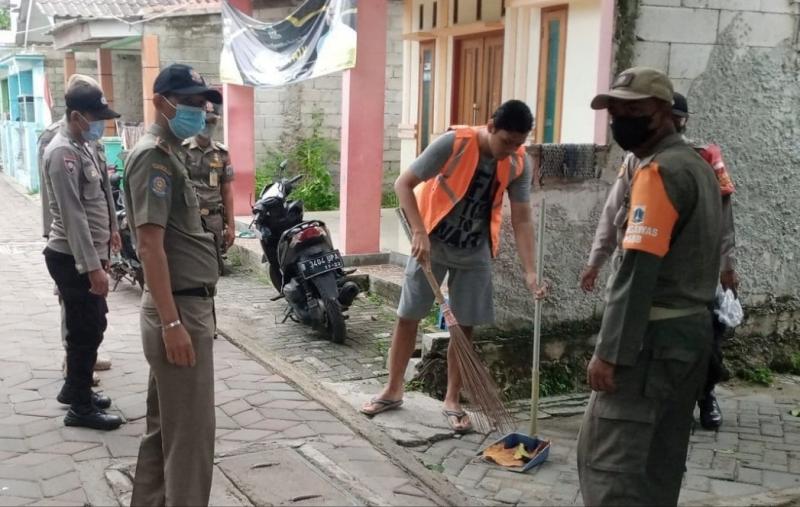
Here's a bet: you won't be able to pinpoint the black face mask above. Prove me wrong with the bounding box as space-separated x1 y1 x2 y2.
610 115 654 151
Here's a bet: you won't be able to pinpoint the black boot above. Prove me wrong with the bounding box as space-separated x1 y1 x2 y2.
64 404 123 431
699 392 723 430
57 384 112 410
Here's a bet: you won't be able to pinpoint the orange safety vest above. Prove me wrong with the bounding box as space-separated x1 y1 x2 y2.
414 126 526 258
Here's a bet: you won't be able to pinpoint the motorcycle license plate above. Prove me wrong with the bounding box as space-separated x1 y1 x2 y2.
298 251 344 279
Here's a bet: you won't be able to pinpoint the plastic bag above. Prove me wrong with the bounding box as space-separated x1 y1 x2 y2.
714 287 743 328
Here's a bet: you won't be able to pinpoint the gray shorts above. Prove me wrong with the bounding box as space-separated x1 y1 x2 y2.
397 255 494 327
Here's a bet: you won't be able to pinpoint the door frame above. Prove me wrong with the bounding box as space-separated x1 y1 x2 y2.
535 5 568 144
450 30 504 127
417 39 437 153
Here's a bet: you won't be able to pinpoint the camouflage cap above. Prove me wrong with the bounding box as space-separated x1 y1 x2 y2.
591 67 674 110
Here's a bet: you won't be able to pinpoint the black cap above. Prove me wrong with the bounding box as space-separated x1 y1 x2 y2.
65 83 120 120
153 64 222 104
672 92 689 117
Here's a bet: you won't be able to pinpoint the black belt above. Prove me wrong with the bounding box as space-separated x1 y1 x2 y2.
200 207 223 216
173 285 216 298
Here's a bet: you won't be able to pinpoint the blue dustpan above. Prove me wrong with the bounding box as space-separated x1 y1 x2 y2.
479 201 551 473
478 432 550 473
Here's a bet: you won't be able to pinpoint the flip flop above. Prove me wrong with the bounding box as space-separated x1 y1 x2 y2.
443 409 473 434
361 398 403 417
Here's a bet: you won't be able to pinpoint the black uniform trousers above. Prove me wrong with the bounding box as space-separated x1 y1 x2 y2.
44 248 107 408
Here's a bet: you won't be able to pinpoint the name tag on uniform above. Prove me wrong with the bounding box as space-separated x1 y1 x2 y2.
209 169 219 188
210 154 223 169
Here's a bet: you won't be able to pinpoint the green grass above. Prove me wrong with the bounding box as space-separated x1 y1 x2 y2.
381 190 399 208
404 379 424 392
740 366 774 386
790 352 800 374
226 248 243 268
422 305 441 331
539 362 574 397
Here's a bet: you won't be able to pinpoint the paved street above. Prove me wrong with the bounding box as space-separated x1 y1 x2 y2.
0 174 449 506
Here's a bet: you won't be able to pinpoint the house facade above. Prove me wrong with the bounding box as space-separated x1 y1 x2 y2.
397 0 614 170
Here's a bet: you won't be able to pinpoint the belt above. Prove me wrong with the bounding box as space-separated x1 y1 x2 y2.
173 285 216 298
649 305 707 321
200 207 223 216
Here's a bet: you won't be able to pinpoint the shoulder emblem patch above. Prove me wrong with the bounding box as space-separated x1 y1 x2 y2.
151 163 170 174
149 173 171 198
64 156 77 175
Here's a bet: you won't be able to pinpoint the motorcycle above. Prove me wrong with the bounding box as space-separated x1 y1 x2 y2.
252 161 360 343
108 168 144 291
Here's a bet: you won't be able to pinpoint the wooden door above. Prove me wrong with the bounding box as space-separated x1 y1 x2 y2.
454 36 484 126
453 31 504 126
482 33 504 124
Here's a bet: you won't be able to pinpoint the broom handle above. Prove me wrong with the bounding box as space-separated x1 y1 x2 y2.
395 208 448 305
530 199 546 436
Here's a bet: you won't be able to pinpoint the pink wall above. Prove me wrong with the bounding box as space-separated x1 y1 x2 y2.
593 0 615 145
224 0 256 216
339 0 388 254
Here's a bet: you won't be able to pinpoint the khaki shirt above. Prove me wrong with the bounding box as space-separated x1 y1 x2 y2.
588 143 736 271
181 137 234 212
43 124 115 273
123 123 219 291
595 134 722 366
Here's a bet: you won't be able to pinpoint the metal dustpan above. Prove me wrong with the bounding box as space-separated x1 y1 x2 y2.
478 199 550 473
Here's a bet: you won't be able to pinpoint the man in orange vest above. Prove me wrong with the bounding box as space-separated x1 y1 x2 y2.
361 100 544 433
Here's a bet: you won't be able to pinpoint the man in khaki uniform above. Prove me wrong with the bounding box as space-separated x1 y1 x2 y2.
182 102 235 274
124 64 221 506
39 74 115 383
42 82 123 430
580 92 739 430
577 68 722 505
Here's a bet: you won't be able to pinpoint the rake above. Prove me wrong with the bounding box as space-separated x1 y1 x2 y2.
396 208 515 434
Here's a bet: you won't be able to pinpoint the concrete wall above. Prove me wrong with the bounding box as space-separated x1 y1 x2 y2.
40 49 96 119
143 4 404 191
39 49 142 124
110 52 143 123
635 0 800 303
145 13 222 86
252 0 405 190
491 0 800 328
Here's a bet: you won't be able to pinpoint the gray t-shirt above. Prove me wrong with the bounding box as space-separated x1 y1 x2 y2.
410 131 532 267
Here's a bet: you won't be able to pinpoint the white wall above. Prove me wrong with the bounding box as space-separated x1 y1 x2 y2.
522 0 601 144
560 0 601 143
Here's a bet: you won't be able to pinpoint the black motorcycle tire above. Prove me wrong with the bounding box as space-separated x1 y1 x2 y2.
324 298 346 344
268 263 283 292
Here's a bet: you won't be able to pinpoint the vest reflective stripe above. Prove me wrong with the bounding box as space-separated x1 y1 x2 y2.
414 126 526 257
442 137 470 178
435 174 460 204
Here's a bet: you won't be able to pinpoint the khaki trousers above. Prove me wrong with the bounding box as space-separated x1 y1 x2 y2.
577 313 712 506
131 292 216 507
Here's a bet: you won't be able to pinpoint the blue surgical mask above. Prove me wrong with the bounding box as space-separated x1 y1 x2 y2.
79 113 106 142
164 99 206 139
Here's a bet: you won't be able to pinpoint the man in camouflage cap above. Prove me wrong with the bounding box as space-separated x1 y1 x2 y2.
577 67 722 505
